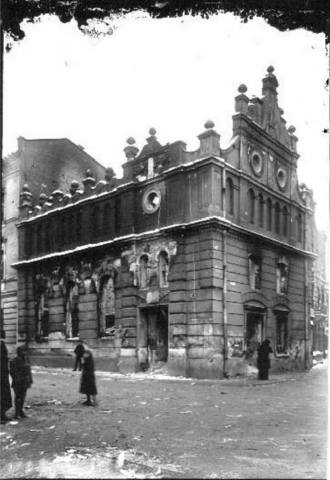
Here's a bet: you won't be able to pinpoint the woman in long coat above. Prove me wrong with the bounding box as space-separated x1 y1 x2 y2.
1 331 12 423
257 339 273 380
80 350 97 406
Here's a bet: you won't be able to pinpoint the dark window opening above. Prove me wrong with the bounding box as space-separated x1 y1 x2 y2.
267 198 272 231
276 313 288 354
249 255 262 290
276 258 289 294
226 177 234 215
159 251 169 288
282 206 289 236
115 198 121 234
248 189 255 223
258 194 264 227
275 202 280 234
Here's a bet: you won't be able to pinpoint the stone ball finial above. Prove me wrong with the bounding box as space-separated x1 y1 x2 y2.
149 127 157 136
22 183 31 192
238 84 247 94
204 120 215 129
267 65 275 74
127 137 136 145
288 125 296 134
85 169 92 177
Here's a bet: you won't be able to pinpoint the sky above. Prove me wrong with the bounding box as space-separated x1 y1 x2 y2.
3 11 329 229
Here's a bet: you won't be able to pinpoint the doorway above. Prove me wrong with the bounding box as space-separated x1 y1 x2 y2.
245 311 264 359
137 307 168 370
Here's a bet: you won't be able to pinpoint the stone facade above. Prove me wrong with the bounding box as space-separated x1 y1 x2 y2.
13 67 320 378
1 138 105 352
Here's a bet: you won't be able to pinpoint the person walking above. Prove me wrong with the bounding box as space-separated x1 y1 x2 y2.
9 346 33 419
73 341 85 371
1 330 12 423
80 349 97 406
257 339 273 380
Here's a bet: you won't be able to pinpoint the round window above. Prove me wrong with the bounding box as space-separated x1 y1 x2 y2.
142 188 161 214
250 151 263 176
276 167 287 190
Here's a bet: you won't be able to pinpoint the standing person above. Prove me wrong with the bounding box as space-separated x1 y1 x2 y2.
73 341 85 371
80 349 97 406
1 330 12 423
9 346 33 419
257 339 273 380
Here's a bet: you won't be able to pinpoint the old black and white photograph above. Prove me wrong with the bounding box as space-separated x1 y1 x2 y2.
1 1 328 478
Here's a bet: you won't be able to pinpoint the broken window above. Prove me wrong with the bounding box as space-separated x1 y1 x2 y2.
249 254 262 290
159 251 169 288
276 313 288 354
99 277 115 336
276 257 288 294
139 255 149 289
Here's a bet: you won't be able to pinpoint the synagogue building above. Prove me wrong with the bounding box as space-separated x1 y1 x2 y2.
12 67 324 378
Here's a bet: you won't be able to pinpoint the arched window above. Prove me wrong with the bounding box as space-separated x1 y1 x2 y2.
276 256 289 294
248 188 255 223
139 255 149 289
25 227 31 256
274 202 280 234
61 216 67 247
258 194 264 227
36 222 42 252
266 198 272 231
67 214 74 245
45 221 51 252
226 177 234 216
159 251 169 288
103 203 111 235
92 205 100 238
76 210 82 243
282 206 289 237
115 197 121 234
297 212 302 242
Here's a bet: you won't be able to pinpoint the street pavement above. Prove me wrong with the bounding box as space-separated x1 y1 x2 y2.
0 362 327 479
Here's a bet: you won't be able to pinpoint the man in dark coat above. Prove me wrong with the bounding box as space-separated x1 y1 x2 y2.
9 346 33 419
257 339 273 380
1 330 12 423
73 342 85 371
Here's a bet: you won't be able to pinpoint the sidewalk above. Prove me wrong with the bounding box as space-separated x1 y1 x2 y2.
31 361 325 387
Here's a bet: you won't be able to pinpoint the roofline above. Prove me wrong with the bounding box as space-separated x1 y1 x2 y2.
16 136 106 171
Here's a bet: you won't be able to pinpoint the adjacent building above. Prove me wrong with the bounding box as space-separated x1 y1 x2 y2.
1 138 105 352
11 67 323 378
